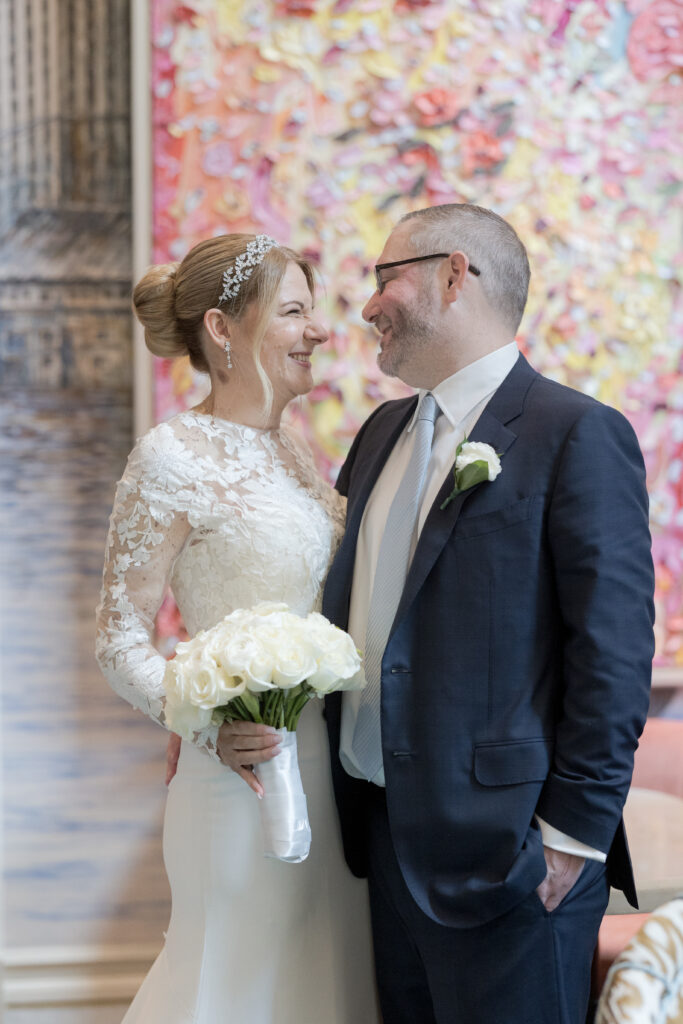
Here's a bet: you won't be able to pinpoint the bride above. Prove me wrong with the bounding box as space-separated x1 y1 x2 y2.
95 234 378 1022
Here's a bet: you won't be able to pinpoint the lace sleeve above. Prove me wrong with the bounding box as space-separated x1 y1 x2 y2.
95 426 220 759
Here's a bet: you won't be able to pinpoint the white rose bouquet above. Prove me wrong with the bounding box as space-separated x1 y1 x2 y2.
163 602 364 863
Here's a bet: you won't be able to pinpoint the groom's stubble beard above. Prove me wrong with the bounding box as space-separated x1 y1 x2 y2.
377 292 439 380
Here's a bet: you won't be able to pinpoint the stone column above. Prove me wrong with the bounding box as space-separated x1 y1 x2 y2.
0 3 169 1020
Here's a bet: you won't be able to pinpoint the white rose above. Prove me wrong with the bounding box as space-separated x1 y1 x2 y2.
455 441 501 481
212 635 277 692
163 660 189 703
183 651 245 709
206 619 239 646
241 644 278 691
173 630 206 661
261 632 318 689
306 660 365 694
305 620 361 693
305 615 363 694
212 607 256 636
174 645 210 673
164 697 213 740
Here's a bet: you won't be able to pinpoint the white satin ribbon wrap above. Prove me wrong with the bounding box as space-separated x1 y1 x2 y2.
254 728 311 863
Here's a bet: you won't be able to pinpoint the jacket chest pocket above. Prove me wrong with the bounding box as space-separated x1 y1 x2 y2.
454 495 539 541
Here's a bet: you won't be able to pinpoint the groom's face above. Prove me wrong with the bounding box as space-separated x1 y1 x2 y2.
363 225 440 383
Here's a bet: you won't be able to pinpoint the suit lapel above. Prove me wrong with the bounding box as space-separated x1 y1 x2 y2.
390 354 537 640
345 397 418 540
327 397 418 622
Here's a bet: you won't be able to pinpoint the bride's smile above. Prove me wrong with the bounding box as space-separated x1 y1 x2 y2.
255 262 329 403
196 259 329 430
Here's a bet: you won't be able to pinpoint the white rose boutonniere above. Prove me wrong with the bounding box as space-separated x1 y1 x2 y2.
441 439 503 509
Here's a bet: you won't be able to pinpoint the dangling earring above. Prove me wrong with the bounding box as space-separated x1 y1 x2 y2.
224 339 233 369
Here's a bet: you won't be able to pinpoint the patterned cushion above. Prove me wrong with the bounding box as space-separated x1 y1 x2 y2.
596 898 683 1024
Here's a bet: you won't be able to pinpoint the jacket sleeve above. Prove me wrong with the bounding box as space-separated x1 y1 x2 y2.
535 402 655 853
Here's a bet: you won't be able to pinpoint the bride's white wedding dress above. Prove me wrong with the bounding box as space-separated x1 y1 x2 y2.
96 410 377 1023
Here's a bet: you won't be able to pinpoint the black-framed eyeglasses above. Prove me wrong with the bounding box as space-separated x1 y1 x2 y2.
374 252 481 295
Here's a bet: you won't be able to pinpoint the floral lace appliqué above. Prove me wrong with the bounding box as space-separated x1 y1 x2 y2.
96 412 346 759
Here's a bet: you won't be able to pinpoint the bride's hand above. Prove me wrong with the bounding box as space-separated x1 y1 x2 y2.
166 733 181 785
217 721 282 797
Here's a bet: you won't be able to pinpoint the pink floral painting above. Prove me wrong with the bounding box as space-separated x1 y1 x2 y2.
150 0 683 669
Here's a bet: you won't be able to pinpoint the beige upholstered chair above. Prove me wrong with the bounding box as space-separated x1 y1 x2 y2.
594 719 683 995
595 898 683 1023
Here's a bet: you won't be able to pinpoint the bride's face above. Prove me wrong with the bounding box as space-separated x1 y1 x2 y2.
238 262 328 405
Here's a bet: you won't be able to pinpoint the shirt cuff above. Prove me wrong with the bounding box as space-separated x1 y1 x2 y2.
535 815 607 863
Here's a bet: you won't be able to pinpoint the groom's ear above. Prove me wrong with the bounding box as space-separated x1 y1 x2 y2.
444 251 470 304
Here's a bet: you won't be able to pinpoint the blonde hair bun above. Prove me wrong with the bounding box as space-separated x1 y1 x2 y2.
132 263 188 359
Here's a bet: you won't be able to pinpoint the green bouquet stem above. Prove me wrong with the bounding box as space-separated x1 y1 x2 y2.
263 688 284 727
283 686 313 732
217 682 315 732
221 695 258 722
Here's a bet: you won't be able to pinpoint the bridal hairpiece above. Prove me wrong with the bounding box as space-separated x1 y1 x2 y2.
219 235 279 304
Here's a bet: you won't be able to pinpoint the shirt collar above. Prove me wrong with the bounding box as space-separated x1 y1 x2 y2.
407 343 520 432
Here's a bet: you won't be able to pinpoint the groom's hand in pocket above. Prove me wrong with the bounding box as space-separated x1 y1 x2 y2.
535 849 585 912
217 722 282 798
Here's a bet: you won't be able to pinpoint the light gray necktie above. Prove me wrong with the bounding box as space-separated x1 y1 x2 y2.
352 392 442 781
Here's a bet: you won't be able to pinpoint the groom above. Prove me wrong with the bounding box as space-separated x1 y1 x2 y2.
322 204 655 1023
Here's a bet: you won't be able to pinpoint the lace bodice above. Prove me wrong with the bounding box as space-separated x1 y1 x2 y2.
95 411 346 757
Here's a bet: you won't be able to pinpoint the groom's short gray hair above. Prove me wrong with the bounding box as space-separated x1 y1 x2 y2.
399 204 530 334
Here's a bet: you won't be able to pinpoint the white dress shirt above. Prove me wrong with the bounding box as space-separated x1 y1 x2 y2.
339 343 606 862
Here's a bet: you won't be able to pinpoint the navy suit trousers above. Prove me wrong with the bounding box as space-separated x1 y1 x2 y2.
366 785 610 1024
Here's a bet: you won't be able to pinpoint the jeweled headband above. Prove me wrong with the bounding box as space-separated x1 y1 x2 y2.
218 234 279 304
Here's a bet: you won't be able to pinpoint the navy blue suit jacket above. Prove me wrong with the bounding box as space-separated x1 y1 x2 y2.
323 354 654 928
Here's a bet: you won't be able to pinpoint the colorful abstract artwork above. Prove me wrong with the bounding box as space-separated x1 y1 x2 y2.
150 0 683 667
